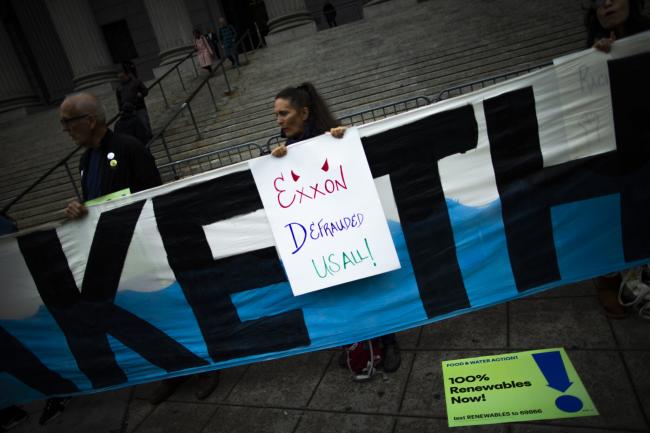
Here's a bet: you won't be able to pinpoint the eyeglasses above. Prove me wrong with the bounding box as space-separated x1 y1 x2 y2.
60 113 91 128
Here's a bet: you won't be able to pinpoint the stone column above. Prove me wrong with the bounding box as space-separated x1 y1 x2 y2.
142 0 194 67
44 0 116 91
264 0 316 46
0 18 39 116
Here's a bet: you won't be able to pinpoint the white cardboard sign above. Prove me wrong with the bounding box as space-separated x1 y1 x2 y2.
249 127 400 296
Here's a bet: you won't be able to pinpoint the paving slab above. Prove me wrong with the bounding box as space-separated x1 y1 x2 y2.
125 397 156 433
394 417 507 433
610 314 650 350
11 388 130 433
226 351 332 407
418 304 507 350
396 327 421 350
622 350 650 425
200 406 302 433
293 411 394 433
162 367 248 404
529 280 596 299
308 353 414 413
511 423 633 433
509 298 615 349
400 350 509 417
133 401 217 433
544 350 647 431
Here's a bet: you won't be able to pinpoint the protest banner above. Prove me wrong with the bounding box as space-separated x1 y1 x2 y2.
0 33 648 407
442 348 597 427
249 128 400 295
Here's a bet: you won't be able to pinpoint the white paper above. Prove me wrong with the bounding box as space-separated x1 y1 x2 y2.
249 127 400 296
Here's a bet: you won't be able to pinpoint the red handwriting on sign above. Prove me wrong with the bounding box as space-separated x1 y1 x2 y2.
274 160 348 209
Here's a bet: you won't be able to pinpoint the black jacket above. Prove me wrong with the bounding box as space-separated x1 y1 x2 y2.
79 130 162 201
114 112 152 145
116 75 148 111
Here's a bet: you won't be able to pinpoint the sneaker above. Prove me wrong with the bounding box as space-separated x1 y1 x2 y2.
619 267 650 320
39 397 70 425
149 377 186 405
195 371 220 400
382 341 401 373
1 405 28 430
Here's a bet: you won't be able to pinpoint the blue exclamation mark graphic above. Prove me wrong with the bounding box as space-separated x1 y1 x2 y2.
532 351 583 413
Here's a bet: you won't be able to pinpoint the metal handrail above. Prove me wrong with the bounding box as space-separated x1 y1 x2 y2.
158 141 263 181
432 62 552 102
145 29 254 179
1 47 200 217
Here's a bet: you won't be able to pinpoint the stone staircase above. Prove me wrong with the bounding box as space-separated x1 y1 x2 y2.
1 0 589 230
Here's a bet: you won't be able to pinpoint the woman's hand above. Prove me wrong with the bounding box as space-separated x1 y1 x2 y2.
593 31 616 53
329 126 346 138
271 144 287 157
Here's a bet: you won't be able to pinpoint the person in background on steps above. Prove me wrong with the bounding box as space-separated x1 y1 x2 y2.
116 71 151 135
323 1 338 28
194 29 215 73
115 102 152 146
217 17 240 69
270 82 402 373
584 0 650 319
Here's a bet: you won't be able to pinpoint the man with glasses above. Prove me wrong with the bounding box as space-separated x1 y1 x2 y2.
60 92 161 219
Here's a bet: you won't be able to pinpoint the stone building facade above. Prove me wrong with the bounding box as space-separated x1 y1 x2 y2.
0 0 363 117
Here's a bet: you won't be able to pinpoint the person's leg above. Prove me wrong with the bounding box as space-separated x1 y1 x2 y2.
135 108 152 135
194 371 220 400
381 333 401 372
594 274 626 318
149 376 188 405
39 397 71 425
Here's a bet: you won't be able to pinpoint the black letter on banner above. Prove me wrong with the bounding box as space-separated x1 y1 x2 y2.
153 171 310 361
361 106 478 318
485 87 561 291
0 326 79 395
18 201 208 389
487 56 650 293
608 52 650 261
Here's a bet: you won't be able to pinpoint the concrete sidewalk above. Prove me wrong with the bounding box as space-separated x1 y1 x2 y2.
10 280 650 433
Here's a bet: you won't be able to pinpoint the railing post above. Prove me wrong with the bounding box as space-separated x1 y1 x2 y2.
63 161 82 201
158 82 169 107
186 102 200 137
220 61 233 95
242 39 249 65
160 133 174 166
206 80 218 111
191 54 198 77
247 31 254 53
176 67 186 91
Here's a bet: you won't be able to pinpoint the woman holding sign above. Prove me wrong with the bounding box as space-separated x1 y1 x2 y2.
586 0 650 52
271 82 345 156
584 0 650 319
270 83 402 374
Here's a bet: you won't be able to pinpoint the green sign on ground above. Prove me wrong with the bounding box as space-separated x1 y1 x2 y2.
442 348 597 427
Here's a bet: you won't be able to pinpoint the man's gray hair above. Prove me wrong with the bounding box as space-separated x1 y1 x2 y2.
63 92 107 124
